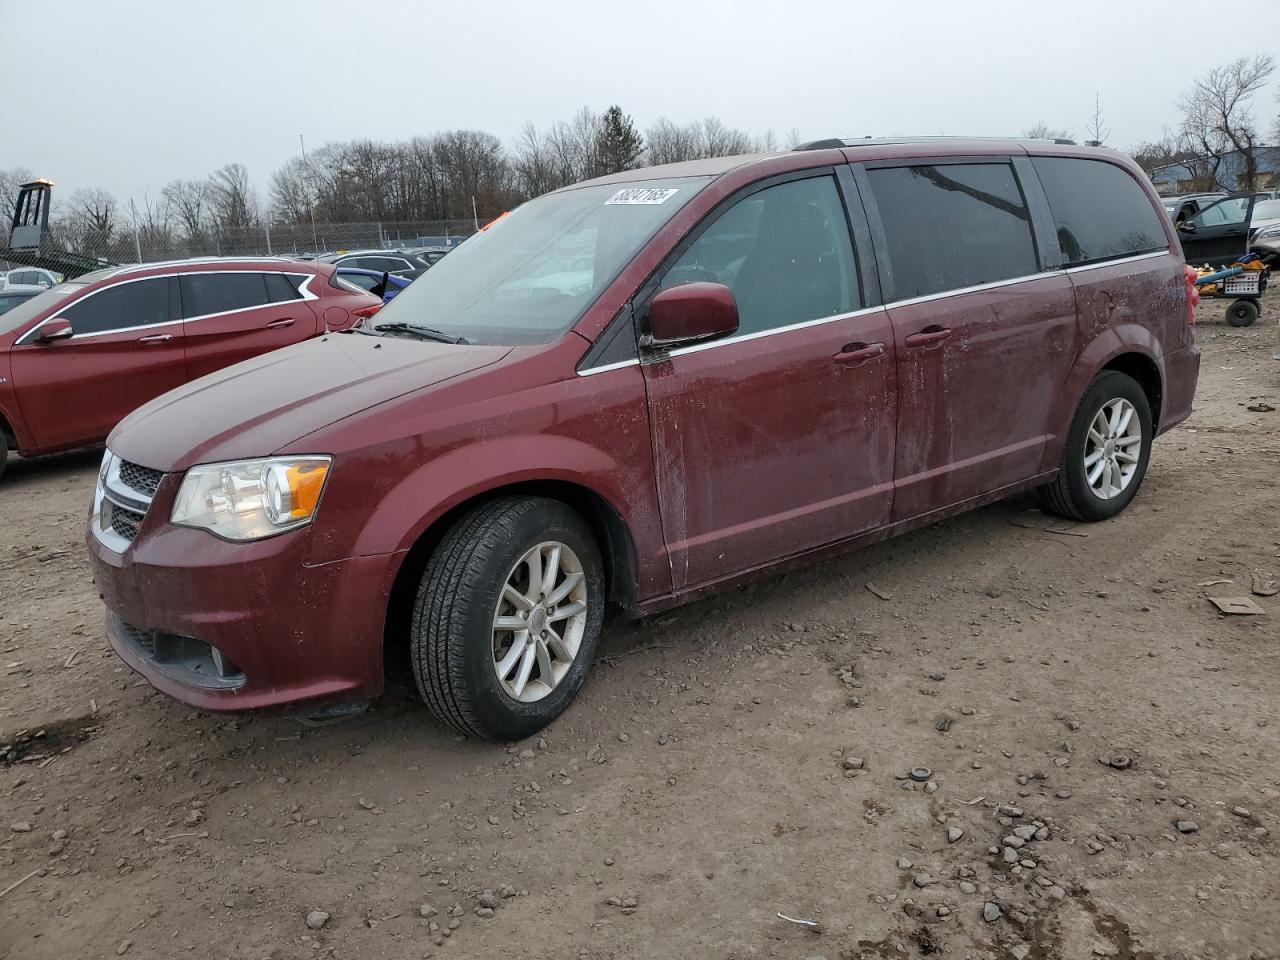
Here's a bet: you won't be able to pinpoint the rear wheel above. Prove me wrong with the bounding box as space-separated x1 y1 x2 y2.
411 497 605 740
1038 371 1153 522
1227 298 1259 327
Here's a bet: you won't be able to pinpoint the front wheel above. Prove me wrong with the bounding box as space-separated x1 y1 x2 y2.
411 497 605 740
1038 371 1153 522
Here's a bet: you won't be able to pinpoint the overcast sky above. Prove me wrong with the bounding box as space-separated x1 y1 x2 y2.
5 0 1278 205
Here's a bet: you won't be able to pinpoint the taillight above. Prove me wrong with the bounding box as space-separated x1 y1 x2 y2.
352 303 382 320
1183 265 1199 325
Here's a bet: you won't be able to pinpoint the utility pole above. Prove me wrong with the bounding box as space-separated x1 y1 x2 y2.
128 198 142 263
300 134 322 255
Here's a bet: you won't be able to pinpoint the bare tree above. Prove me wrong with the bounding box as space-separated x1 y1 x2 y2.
64 187 118 254
269 157 315 224
0 166 33 227
1127 128 1197 180
161 179 209 241
206 163 258 231
786 127 802 150
644 117 703 165
1179 55 1275 191
1085 94 1109 147
1024 122 1074 141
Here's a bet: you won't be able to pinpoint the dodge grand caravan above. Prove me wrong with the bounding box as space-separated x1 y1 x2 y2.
87 139 1200 740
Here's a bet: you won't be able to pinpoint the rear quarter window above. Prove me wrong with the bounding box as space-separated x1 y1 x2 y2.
868 161 1039 300
1032 158 1167 267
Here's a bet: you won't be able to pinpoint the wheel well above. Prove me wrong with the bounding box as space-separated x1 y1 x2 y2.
1102 353 1163 430
0 409 16 452
382 481 639 680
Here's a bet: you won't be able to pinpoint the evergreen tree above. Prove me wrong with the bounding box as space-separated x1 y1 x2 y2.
595 106 644 176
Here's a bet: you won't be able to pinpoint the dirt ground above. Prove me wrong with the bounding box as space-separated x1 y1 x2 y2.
2 291 1278 960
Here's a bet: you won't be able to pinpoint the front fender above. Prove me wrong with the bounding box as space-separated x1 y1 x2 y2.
353 434 630 557
1037 323 1164 473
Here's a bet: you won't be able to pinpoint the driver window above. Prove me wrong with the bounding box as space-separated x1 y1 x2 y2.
661 176 860 337
60 278 171 335
1195 198 1249 227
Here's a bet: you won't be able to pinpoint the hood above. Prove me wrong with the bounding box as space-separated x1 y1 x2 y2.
108 333 511 471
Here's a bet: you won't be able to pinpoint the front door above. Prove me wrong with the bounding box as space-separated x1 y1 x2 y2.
861 160 1079 520
1178 196 1256 266
11 276 186 450
641 173 896 590
179 271 320 381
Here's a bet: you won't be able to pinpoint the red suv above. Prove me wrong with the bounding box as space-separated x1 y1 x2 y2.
0 258 380 477
86 140 1200 739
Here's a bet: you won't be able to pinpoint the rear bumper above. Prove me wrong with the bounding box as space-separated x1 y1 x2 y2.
88 521 397 712
1158 342 1201 435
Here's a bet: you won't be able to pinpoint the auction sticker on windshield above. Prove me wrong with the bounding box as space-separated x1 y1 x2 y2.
605 187 680 205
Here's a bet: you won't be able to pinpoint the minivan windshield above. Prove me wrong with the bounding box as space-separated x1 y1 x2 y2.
0 282 87 335
368 177 709 345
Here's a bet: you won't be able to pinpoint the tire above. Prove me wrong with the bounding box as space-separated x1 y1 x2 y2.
1227 299 1259 327
1038 371 1153 522
411 496 605 740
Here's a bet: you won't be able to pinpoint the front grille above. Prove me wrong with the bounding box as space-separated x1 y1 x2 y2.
118 460 164 498
107 503 143 541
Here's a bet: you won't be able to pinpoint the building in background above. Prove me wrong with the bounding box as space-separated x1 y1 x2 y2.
1150 146 1280 195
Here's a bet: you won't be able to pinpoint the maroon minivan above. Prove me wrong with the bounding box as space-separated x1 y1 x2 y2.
86 139 1200 739
0 258 380 478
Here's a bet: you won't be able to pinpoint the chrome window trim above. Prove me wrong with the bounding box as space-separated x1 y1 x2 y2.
1060 249 1171 274
573 249 1174 373
15 270 317 345
669 305 884 358
575 358 640 377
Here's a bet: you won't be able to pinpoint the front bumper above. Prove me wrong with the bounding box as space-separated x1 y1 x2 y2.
88 481 398 712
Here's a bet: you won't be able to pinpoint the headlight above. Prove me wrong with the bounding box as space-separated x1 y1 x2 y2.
1253 225 1280 240
171 457 332 541
98 449 113 487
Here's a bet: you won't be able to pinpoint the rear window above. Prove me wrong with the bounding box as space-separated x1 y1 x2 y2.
180 272 270 318
1032 158 1167 266
868 162 1038 300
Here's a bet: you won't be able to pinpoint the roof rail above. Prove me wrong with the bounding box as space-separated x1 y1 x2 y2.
794 135 1078 151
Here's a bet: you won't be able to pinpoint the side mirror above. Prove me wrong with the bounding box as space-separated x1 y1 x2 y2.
643 282 739 349
36 318 74 342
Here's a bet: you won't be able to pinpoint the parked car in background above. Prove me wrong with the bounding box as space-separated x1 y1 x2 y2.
335 266 415 302
0 285 44 315
406 246 452 266
317 249 433 275
1161 192 1228 225
1 266 64 290
1247 198 1280 247
0 257 380 477
1177 195 1258 265
88 139 1198 740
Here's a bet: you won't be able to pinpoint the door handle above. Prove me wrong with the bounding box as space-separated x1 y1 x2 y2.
833 342 885 365
904 326 953 349
266 318 295 329
137 334 173 344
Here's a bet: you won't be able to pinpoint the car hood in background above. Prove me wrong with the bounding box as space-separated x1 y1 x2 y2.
108 333 511 471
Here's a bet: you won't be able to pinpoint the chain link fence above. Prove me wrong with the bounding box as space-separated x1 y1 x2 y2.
39 219 480 268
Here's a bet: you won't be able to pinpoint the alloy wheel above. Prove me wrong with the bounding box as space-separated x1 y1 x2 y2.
1083 397 1143 500
491 541 589 703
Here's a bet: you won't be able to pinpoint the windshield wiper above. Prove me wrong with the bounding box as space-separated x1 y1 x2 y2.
368 322 469 345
